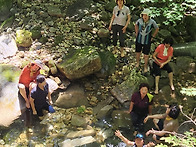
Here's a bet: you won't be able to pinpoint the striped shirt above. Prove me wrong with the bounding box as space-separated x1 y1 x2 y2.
136 18 158 44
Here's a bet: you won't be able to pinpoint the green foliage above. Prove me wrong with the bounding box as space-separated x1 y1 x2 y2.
159 132 196 147
139 0 196 26
77 106 86 113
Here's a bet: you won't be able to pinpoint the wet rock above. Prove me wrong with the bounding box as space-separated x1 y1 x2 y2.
96 105 113 120
59 136 96 147
55 84 88 108
15 30 33 47
57 46 102 80
176 56 195 71
66 129 96 139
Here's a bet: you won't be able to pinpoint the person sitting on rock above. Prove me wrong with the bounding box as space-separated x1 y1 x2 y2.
30 74 55 119
115 130 155 147
152 37 175 95
144 104 180 143
18 60 43 108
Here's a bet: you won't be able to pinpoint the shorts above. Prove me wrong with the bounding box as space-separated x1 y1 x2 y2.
135 42 151 55
156 119 165 140
35 103 55 116
153 62 173 76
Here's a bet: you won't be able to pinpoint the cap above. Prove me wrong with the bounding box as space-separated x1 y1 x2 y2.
33 59 44 69
140 8 151 17
135 134 144 139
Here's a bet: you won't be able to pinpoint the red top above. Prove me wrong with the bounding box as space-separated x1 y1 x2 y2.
155 44 173 64
19 65 40 88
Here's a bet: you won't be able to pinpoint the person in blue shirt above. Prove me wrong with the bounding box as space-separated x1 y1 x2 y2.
30 74 55 119
115 130 155 147
135 9 159 73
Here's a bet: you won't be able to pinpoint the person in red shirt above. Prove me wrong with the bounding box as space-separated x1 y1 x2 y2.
18 60 43 108
152 37 174 95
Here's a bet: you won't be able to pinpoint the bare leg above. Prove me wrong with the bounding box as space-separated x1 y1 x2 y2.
144 54 149 73
168 72 174 90
155 76 160 94
18 84 30 108
120 47 125 57
153 118 160 130
136 52 141 68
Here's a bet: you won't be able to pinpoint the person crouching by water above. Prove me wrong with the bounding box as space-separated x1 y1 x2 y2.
108 0 131 57
30 75 55 120
115 130 155 147
125 83 153 135
18 60 43 108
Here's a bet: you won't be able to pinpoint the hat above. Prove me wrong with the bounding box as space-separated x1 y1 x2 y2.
140 9 151 17
135 134 144 139
33 59 44 69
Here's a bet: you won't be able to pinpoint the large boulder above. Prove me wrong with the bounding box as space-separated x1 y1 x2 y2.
57 46 102 80
0 34 18 61
0 64 22 127
184 16 196 41
173 42 196 58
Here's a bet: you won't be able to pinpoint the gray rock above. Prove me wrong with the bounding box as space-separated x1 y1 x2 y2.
97 28 110 38
59 136 96 147
55 84 88 108
71 115 88 127
66 129 95 139
47 5 63 17
96 105 113 120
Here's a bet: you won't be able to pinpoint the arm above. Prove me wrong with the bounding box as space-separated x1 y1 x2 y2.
30 97 37 115
47 91 53 105
146 142 155 147
148 105 153 115
122 14 131 33
109 14 115 30
125 101 134 113
146 128 171 137
135 24 139 37
159 56 172 68
115 130 134 146
144 113 166 123
152 28 159 39
152 51 161 66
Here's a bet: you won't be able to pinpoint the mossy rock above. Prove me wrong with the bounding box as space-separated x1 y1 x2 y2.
15 30 33 47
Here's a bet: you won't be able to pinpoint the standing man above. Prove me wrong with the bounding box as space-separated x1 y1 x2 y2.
135 8 159 73
18 60 43 108
109 0 131 57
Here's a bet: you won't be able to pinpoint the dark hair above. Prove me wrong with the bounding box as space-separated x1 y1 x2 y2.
163 37 174 46
116 0 126 4
139 83 149 91
168 105 180 119
36 74 45 83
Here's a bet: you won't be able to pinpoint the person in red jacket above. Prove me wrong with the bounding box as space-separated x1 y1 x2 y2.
18 60 43 108
152 37 174 95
